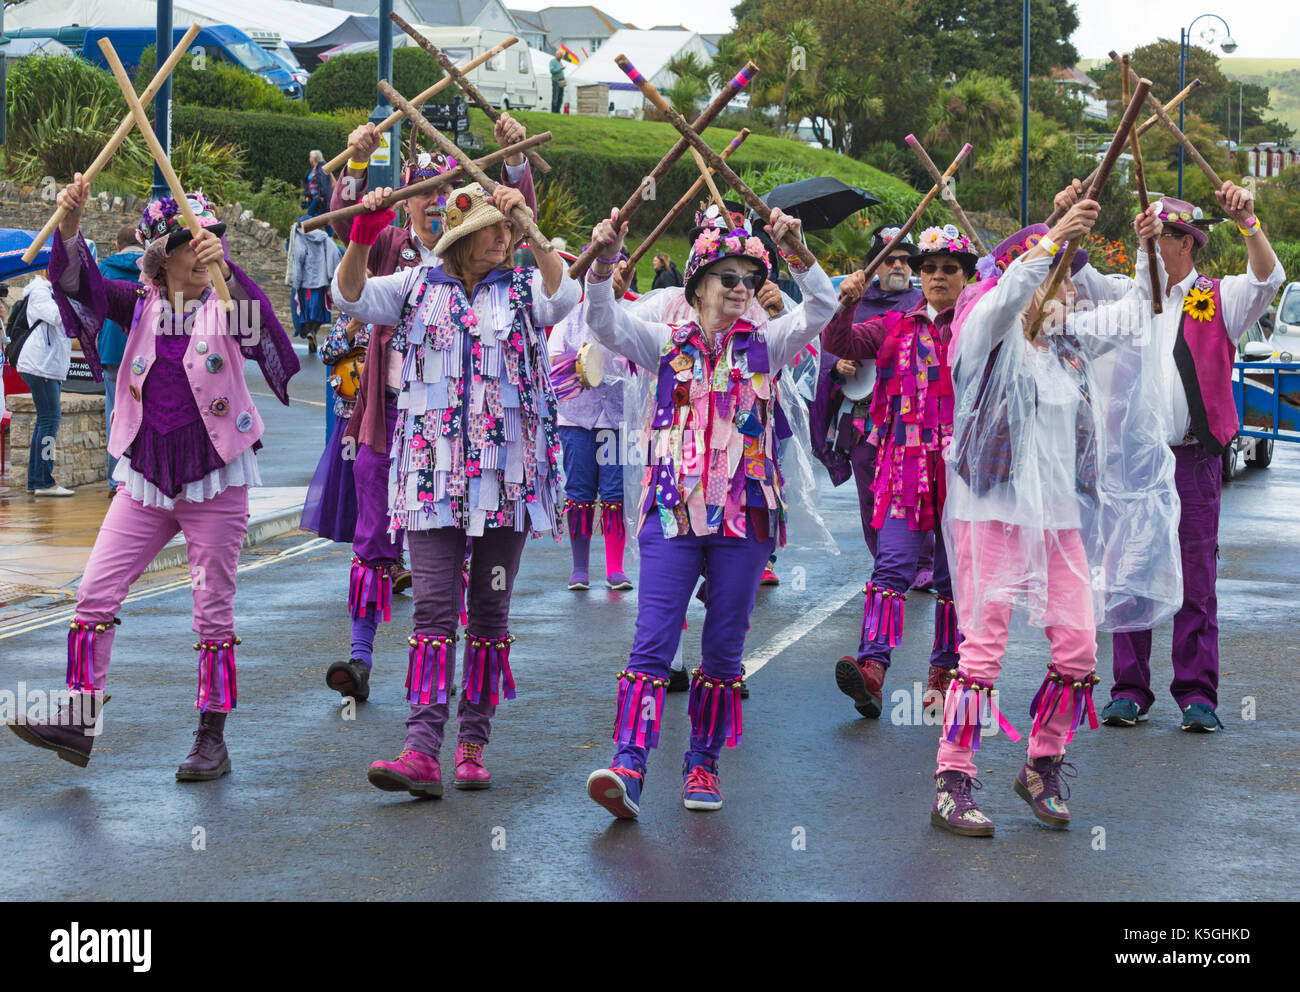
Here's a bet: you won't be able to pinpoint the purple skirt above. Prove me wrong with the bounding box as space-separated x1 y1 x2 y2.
302 418 358 543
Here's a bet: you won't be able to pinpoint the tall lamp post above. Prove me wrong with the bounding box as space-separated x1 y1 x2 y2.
151 0 174 201
1179 13 1237 198
369 0 401 193
1020 0 1030 226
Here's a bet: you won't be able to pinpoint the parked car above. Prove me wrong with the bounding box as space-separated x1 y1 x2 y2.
1273 281 1300 358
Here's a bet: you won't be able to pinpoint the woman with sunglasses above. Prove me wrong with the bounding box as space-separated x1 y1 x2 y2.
823 226 978 723
580 206 838 818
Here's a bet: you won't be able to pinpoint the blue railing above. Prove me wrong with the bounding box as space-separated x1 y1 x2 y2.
1233 360 1300 442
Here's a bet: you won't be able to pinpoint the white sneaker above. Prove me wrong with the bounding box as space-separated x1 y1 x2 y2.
33 485 75 497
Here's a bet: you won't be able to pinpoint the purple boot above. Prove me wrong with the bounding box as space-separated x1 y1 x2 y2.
176 711 231 781
6 694 108 768
1015 755 1077 829
931 770 995 837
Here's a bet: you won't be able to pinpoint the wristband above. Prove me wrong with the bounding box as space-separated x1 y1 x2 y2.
1238 221 1261 238
349 208 397 247
1038 235 1059 256
347 159 370 171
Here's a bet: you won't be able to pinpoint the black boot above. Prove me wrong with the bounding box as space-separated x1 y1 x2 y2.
7 694 108 768
176 711 231 781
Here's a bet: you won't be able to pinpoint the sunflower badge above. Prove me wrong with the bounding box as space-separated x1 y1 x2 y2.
1183 285 1215 322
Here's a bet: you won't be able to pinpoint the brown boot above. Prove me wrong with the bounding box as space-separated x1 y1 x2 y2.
176 711 231 782
835 657 885 719
6 694 108 768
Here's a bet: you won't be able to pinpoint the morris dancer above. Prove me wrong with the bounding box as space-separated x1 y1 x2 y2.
333 180 577 796
6 176 299 780
1085 183 1284 732
809 228 922 563
583 205 837 818
323 114 537 703
548 246 634 591
932 200 1178 835
824 226 977 720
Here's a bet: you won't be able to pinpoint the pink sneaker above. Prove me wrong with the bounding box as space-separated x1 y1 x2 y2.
453 741 491 789
367 749 443 798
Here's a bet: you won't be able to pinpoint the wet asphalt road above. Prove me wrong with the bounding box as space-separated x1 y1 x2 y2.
1 355 1298 901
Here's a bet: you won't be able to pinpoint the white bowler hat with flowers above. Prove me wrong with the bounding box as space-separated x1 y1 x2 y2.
683 225 771 304
909 223 978 276
434 182 516 257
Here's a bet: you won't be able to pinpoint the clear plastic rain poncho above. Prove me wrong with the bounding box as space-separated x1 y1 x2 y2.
607 287 839 553
944 253 1182 632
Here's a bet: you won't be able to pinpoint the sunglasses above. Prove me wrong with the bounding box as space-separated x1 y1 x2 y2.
920 263 963 275
708 272 762 290
882 255 912 267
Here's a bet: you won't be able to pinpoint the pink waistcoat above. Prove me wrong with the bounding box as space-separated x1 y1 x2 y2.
1176 277 1239 450
109 288 264 463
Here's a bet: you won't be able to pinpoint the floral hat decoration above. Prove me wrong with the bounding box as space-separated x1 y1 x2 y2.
688 201 751 242
683 225 771 305
980 223 1089 282
433 182 512 257
1153 196 1219 248
909 223 978 276
136 191 227 281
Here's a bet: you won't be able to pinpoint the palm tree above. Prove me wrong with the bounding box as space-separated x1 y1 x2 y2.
778 20 822 133
926 70 1020 177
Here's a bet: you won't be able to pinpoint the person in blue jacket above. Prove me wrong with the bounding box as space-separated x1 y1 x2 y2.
96 225 145 491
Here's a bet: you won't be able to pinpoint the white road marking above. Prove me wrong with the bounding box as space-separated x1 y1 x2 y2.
742 578 864 677
0 537 333 640
248 390 327 408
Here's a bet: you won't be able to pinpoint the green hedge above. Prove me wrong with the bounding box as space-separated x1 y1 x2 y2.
137 45 311 116
172 106 351 187
306 47 454 115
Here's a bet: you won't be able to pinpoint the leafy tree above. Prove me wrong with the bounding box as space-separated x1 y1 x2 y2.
914 0 1079 79
926 70 1020 178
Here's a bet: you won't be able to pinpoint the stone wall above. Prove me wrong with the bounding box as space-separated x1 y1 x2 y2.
0 182 294 328
4 393 107 490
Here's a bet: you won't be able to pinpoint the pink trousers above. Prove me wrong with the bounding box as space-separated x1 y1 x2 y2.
72 486 249 705
936 520 1098 777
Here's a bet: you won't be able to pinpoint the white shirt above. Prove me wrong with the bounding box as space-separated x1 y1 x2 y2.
16 275 72 381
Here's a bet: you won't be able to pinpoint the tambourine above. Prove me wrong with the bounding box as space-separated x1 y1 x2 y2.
838 360 876 401
329 346 366 402
575 341 606 388
551 341 608 401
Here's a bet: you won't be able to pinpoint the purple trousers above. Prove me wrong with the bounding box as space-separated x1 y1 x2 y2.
352 393 402 565
613 522 776 771
850 440 879 556
404 526 527 756
858 515 956 669
1111 444 1222 710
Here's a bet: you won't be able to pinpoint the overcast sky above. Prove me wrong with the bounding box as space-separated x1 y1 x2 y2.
507 1 1294 60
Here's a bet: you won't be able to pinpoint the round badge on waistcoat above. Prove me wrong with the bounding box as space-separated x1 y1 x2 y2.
1195 275 1214 292
205 354 224 374
130 357 147 375
400 246 417 262
210 397 230 416
195 340 208 355
236 411 254 433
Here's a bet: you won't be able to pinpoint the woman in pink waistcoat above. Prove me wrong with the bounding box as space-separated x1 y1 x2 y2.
5 174 299 782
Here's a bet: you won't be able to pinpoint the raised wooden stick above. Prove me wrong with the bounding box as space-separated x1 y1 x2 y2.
324 37 520 174
628 129 751 269
100 39 232 307
1046 78 1201 224
1028 77 1152 338
302 133 552 234
905 134 987 254
689 147 731 218
569 61 757 280
390 13 549 175
1121 54 1162 313
378 80 552 251
22 24 203 264
857 144 972 290
617 56 816 268
1119 57 1224 189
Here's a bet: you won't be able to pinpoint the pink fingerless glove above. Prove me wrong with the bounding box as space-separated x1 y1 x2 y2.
350 208 397 246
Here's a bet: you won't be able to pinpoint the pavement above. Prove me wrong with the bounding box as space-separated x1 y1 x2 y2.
1 345 1298 900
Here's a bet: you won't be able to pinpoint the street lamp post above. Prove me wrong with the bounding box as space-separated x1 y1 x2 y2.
1020 0 1029 226
1178 12 1237 198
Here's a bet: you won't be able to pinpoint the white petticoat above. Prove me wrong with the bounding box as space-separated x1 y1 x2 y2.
112 448 261 510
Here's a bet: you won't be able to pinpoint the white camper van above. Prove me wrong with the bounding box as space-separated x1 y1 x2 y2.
405 27 542 112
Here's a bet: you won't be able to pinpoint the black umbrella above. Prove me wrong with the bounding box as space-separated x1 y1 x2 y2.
759 177 881 231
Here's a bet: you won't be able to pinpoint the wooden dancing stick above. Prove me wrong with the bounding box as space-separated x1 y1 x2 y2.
99 39 232 307
301 133 552 234
857 144 972 289
616 56 817 268
627 129 751 269
324 37 520 174
1046 77 1201 224
904 134 987 254
1115 54 1224 190
690 147 733 218
1027 77 1151 338
569 60 758 280
390 13 550 175
22 23 203 264
378 80 553 251
1121 54 1163 313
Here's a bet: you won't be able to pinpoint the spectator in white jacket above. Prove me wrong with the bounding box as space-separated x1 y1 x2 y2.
17 272 74 496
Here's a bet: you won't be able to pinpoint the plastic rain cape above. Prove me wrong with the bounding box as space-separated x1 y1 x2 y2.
944 254 1182 632
610 287 838 553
